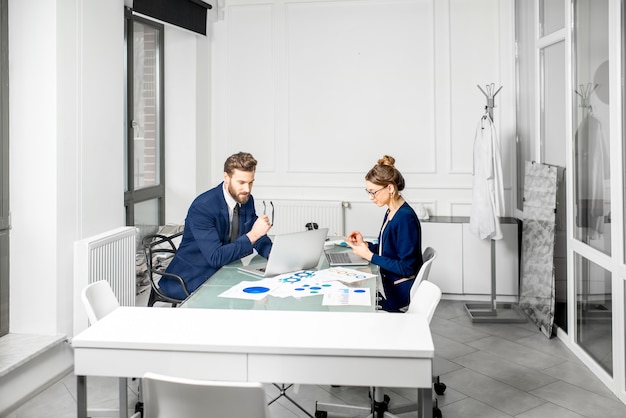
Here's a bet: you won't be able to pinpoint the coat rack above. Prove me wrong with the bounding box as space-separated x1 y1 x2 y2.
464 84 526 323
575 83 597 110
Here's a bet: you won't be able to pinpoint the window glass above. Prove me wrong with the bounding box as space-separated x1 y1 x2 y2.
575 253 612 375
515 0 536 211
573 0 611 254
540 40 568 331
135 198 160 231
133 21 161 190
134 198 160 251
541 41 566 167
539 0 565 37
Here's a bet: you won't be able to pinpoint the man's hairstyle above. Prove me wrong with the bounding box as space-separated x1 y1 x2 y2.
223 152 258 175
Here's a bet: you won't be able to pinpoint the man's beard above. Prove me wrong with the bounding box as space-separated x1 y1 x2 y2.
228 183 250 205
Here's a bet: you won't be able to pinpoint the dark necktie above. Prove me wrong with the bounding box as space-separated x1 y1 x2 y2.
230 204 239 243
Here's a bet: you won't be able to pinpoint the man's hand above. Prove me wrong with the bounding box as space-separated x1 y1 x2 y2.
247 215 272 244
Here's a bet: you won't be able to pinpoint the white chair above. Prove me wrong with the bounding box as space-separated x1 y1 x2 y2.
81 280 140 418
407 247 446 395
315 248 443 418
81 280 120 324
404 246 437 313
141 372 271 418
370 281 443 418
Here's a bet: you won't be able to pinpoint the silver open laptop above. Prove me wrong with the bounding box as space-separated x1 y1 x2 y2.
325 251 370 267
238 228 329 277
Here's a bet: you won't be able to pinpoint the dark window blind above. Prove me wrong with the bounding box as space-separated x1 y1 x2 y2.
133 0 212 36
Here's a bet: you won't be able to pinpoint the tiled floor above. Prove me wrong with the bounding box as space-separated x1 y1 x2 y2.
8 300 626 418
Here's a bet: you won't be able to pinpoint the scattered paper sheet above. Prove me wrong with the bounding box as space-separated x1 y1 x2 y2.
314 267 376 284
272 280 348 298
322 288 371 306
218 268 374 305
218 279 280 300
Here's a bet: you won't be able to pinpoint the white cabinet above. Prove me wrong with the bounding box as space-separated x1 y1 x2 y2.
420 222 463 294
421 217 520 297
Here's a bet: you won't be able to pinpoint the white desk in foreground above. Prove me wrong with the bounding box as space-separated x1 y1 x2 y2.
72 307 434 418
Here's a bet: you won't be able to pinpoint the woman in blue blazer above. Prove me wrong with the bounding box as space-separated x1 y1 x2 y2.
346 155 423 312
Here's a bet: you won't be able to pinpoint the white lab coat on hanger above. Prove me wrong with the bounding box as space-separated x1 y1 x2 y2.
469 114 505 240
574 110 608 239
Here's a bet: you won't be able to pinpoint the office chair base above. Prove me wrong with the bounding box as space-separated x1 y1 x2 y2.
314 401 371 417
315 389 443 418
268 384 314 418
314 389 390 418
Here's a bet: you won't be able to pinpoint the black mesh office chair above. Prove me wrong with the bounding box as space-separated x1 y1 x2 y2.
142 232 190 307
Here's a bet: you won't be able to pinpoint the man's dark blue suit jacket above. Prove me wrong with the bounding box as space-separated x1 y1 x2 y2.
160 182 272 300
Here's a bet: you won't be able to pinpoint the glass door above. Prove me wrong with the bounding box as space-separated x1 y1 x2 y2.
572 0 613 375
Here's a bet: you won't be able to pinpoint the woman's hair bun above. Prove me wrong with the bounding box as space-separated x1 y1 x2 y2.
377 155 395 168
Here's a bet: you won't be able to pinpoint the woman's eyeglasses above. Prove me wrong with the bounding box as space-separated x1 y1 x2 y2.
365 187 386 198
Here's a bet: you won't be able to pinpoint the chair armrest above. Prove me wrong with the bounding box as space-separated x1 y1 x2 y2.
150 269 191 298
142 232 191 298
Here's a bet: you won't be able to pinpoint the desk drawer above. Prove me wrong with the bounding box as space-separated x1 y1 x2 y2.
249 354 432 388
74 348 248 381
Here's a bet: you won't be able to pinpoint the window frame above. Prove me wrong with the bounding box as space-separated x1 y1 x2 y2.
124 8 166 227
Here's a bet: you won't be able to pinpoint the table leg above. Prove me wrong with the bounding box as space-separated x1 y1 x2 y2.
268 383 314 418
119 377 129 418
418 387 433 418
77 375 87 418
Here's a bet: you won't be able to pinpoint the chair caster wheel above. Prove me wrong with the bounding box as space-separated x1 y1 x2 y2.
135 401 143 417
434 377 446 395
433 398 443 418
315 411 328 418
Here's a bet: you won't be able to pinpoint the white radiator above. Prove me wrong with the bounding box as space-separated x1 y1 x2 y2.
255 200 348 236
73 226 136 336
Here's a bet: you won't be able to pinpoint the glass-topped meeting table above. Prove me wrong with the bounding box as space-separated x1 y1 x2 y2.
179 249 379 417
180 250 379 313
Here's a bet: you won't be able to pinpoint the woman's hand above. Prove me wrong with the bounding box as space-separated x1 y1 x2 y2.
345 231 372 261
346 230 364 246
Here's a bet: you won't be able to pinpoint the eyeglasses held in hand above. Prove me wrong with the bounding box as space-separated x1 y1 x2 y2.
263 201 274 226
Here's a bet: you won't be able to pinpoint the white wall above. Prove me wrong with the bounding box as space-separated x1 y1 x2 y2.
9 0 125 335
210 0 516 229
9 0 58 334
164 26 202 224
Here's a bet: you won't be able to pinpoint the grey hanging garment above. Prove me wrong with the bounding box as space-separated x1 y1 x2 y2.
519 161 558 338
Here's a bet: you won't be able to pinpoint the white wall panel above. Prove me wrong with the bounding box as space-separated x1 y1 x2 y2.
212 0 516 216
285 0 435 174
225 5 276 170
165 27 200 223
449 0 502 175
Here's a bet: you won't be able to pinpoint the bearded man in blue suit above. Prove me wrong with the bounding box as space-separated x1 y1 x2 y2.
159 152 273 300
